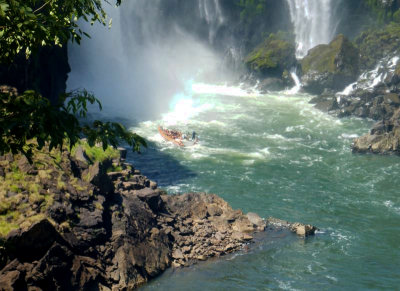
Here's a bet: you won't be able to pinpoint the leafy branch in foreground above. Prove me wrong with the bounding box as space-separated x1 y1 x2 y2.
0 0 122 62
0 88 146 162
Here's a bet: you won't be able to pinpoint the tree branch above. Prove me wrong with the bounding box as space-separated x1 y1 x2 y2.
34 1 51 14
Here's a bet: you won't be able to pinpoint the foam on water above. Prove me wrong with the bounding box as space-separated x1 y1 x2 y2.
384 200 400 215
192 82 260 97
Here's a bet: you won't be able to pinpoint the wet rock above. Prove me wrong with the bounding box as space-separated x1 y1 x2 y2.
290 223 317 237
0 269 25 291
107 171 123 181
267 218 318 237
258 77 285 92
0 151 316 289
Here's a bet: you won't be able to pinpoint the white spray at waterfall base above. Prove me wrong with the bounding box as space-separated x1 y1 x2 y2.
67 0 231 121
337 55 400 96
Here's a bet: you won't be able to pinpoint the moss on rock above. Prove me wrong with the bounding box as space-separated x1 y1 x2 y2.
245 33 297 77
0 140 119 238
300 34 360 94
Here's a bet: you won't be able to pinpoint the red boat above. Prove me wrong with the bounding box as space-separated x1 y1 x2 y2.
158 126 198 147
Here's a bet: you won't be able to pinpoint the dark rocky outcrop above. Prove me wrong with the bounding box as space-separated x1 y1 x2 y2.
0 145 316 290
352 108 400 154
301 34 359 94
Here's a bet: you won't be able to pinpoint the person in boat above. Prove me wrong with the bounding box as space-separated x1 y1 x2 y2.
192 131 196 141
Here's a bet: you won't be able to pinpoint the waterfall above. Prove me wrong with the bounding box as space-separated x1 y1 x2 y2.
198 0 224 44
286 0 336 58
67 0 232 121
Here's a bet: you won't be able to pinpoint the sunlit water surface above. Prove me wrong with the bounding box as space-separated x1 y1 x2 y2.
127 84 400 290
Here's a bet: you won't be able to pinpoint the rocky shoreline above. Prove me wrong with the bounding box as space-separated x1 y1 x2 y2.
0 146 316 290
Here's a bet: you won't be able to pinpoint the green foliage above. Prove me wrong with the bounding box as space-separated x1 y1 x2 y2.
0 89 147 162
355 22 400 70
235 0 266 23
0 0 121 62
364 0 396 24
73 140 120 163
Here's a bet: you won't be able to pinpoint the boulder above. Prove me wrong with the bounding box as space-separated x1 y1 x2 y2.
245 33 297 79
135 188 164 213
301 34 359 94
246 212 266 231
289 223 317 237
5 219 64 261
353 108 400 155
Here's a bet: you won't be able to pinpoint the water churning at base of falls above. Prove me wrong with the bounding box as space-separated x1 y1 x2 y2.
132 84 400 291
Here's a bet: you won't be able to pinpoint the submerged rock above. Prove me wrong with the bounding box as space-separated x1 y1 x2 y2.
266 217 318 237
301 34 359 94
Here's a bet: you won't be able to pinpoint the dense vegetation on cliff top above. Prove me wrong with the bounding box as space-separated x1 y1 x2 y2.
0 0 146 161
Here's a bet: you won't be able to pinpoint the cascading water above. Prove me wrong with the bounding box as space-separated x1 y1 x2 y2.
286 0 336 58
198 0 224 44
67 0 233 121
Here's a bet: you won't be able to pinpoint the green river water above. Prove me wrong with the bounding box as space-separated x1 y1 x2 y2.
127 83 400 290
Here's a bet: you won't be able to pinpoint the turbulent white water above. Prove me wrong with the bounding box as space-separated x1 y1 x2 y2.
286 0 336 58
337 55 400 96
131 83 400 291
